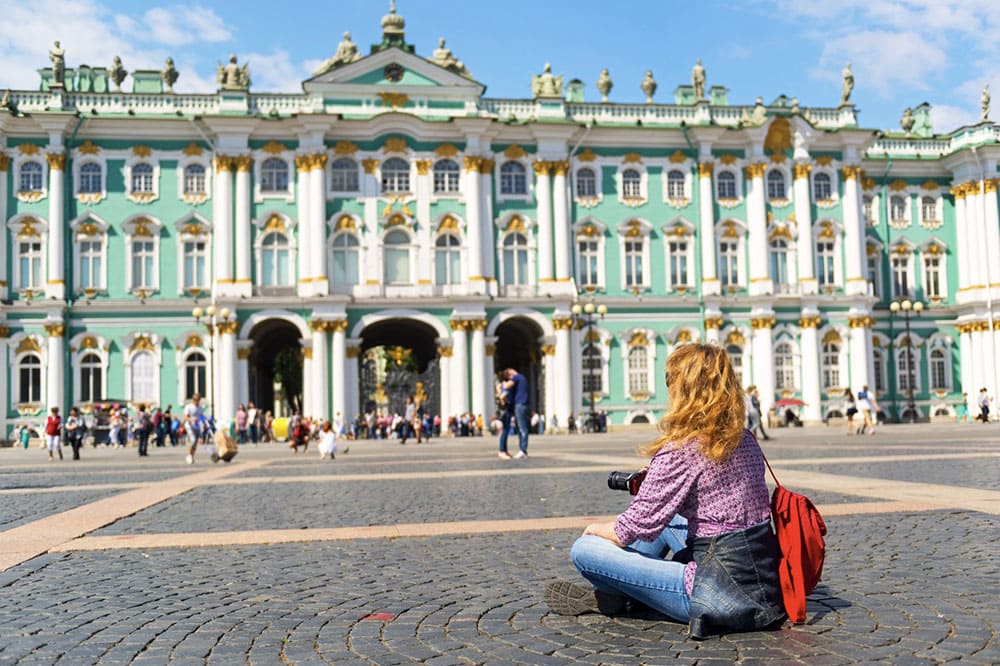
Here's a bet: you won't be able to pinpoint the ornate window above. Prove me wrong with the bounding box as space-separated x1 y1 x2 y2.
383 228 412 284
260 231 291 287
774 341 796 391
717 171 737 200
666 169 686 199
920 196 938 226
184 351 208 401
499 161 527 195
896 346 917 393
770 238 790 287
767 170 786 200
331 232 360 286
627 346 649 396
813 173 832 200
726 344 743 387
18 353 43 404
622 168 642 199
862 195 875 225
330 157 359 193
816 240 836 287
891 250 912 298
501 232 529 285
923 253 943 300
720 240 740 289
867 244 882 299
183 240 209 291
666 235 692 291
890 195 908 226
873 347 886 393
578 236 600 288
583 342 603 395
261 158 289 193
80 162 103 194
131 239 156 291
576 167 596 197
433 159 460 193
435 233 462 284
19 161 43 193
624 238 644 289
131 163 155 194
80 352 103 403
381 157 411 193
929 348 948 391
17 238 44 291
183 164 206 196
821 342 841 390
79 240 103 292
130 350 157 405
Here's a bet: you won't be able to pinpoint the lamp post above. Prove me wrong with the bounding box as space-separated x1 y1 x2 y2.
888 298 923 423
191 305 233 421
571 299 607 433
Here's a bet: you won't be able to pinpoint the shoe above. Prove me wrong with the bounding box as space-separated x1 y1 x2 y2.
498 451 511 459
513 451 527 459
185 454 193 464
58 450 63 460
544 580 626 616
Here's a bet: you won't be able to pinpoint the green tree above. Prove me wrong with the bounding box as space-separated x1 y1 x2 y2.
273 347 303 413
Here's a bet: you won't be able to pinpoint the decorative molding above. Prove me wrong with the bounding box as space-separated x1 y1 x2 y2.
504 145 528 159
577 148 597 162
623 152 643 164
532 159 551 175
132 145 152 158
798 316 822 328
43 323 65 337
182 142 204 156
718 153 738 165
697 162 713 177
233 155 254 172
78 140 101 155
333 141 359 155
261 140 288 155
16 337 42 354
841 165 862 181
449 319 469 332
217 321 240 335
346 346 362 359
551 160 570 176
552 317 573 331
668 150 687 163
541 344 556 356
46 153 66 170
378 92 409 108
415 159 433 175
362 158 380 174
18 143 41 156
750 317 777 330
793 163 812 180
383 137 408 153
0 154 8 171
438 346 454 358
743 162 767 179
434 143 459 157
889 179 909 192
704 316 724 330
215 156 235 172
848 316 875 329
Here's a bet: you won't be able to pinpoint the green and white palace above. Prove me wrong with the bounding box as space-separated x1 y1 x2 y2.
2 5 999 437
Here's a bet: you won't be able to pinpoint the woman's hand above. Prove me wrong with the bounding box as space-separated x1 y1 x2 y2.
583 521 624 546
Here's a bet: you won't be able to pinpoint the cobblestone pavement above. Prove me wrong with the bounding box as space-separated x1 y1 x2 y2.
0 424 997 665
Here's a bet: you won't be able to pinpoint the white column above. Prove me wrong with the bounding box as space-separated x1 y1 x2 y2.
236 341 251 409
212 157 234 295
310 154 328 295
534 161 554 286
469 320 487 420
543 344 557 428
698 163 719 295
793 164 816 294
984 181 1000 297
952 189 970 291
552 161 571 282
480 162 496 286
216 323 238 426
959 327 973 397
45 322 65 412
970 328 986 396
331 321 347 422
554 318 573 429
300 339 313 418
415 160 433 288
310 321 330 419
233 158 253 297
485 336 497 420
849 317 871 391
450 322 469 414
704 318 722 345
0 328 8 438
800 317 822 422
438 345 453 423
750 317 775 416
0 155 7 300
464 157 484 282
966 184 984 291
745 163 771 295
46 153 66 300
295 155 312 297
346 341 361 422
842 166 867 295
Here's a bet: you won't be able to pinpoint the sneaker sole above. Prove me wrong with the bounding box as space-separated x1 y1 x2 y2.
544 580 599 615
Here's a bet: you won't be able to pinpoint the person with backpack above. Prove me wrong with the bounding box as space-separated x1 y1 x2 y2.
45 406 64 461
544 343 785 638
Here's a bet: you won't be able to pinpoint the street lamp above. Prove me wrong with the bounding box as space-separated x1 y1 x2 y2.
571 299 608 433
888 298 923 423
191 305 232 420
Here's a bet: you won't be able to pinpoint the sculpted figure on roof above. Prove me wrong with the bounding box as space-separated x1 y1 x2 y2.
313 32 362 76
109 56 127 92
217 55 250 91
49 41 66 86
432 38 470 78
982 83 990 121
692 59 706 100
532 63 563 99
840 62 854 105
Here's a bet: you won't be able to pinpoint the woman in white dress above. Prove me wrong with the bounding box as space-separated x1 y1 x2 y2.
318 421 337 460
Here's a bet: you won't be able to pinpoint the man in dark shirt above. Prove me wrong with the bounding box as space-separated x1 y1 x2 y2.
502 368 530 459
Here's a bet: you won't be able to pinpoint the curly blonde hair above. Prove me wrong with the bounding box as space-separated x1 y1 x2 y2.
640 343 746 462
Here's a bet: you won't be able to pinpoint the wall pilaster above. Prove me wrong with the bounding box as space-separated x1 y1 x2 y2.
534 161 554 287
793 163 816 294
233 156 253 298
45 152 66 300
745 163 771 295
697 163 719 295
841 166 867 295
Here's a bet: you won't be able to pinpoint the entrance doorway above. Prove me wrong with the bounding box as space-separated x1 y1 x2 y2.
359 318 441 417
248 319 303 416
493 317 544 417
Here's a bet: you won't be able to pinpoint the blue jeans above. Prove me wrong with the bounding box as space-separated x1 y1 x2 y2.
570 516 691 622
498 410 513 453
514 403 530 454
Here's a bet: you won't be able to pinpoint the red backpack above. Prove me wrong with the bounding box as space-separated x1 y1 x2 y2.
760 442 827 624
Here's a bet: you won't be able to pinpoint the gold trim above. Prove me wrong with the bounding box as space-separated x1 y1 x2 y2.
718 154 738 165
43 323 65 337
798 316 822 329
504 145 527 159
704 316 724 330
214 156 235 172
261 140 288 155
793 163 812 180
698 162 713 177
841 165 862 181
233 156 253 173
333 141 359 155
577 148 597 162
362 158 380 174
434 143 459 157
623 152 643 164
383 137 408 153
0 154 8 172
78 141 101 155
378 92 410 109
532 160 551 175
18 143 41 156
668 150 687 163
551 160 570 176
46 153 66 170
132 145 152 158
217 321 240 335
743 162 767 179
182 142 203 156
750 317 776 330
552 317 573 331
415 159 433 175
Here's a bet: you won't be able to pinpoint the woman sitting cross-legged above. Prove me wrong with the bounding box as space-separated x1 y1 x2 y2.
544 343 786 639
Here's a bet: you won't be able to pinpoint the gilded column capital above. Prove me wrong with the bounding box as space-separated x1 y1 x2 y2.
438 345 454 358
45 152 66 171
449 319 469 332
0 153 9 171
467 319 487 332
743 162 767 179
841 165 863 181
214 156 235 172
0 325 10 338
479 158 495 174
793 163 812 180
330 320 349 334
552 316 574 331
703 316 725 330
310 153 328 170
533 160 552 176
43 323 66 337
236 347 251 361
848 316 874 329
294 155 311 171
485 343 496 356
551 160 570 176
697 162 714 178
950 185 966 200
362 158 380 174
309 319 328 333
302 347 313 360
750 317 776 330
463 155 481 173
217 321 240 335
541 344 556 356
984 178 999 193
415 159 433 175
798 316 822 329
233 155 254 173
346 345 362 358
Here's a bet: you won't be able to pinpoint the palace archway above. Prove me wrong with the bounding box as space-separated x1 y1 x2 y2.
493 316 544 416
248 319 303 416
358 318 440 417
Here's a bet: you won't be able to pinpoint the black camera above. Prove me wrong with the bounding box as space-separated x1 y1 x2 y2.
607 470 646 495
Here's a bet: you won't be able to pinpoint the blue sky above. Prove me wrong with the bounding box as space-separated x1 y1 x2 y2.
1 0 996 133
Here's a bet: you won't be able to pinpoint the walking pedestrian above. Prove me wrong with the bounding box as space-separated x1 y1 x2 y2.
183 393 205 464
152 406 165 447
844 389 857 435
496 375 514 459
19 423 31 449
857 386 876 434
235 404 248 445
135 404 153 456
979 387 991 423
65 407 86 460
501 367 530 458
45 406 63 461
247 402 259 443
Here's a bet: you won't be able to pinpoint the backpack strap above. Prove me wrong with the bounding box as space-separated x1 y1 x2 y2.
746 428 782 488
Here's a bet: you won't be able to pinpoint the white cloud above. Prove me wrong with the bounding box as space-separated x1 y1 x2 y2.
930 104 979 133
241 51 313 93
815 30 947 99
143 5 232 46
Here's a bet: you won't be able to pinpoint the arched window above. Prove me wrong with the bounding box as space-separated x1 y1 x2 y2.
774 342 795 390
183 164 206 195
578 235 600 288
499 161 527 195
921 196 937 223
185 351 208 401
863 195 874 225
80 163 103 194
80 352 103 402
381 158 410 193
873 348 886 393
666 169 685 199
767 170 786 200
726 344 743 386
583 343 602 394
890 196 907 224
131 163 154 193
821 342 840 389
261 158 289 193
331 233 360 286
770 237 789 286
18 354 42 403
501 232 529 285
813 173 832 200
330 157 359 192
130 350 156 404
622 169 642 198
627 346 649 396
717 171 737 199
929 348 948 390
260 232 291 286
434 233 462 284
383 229 411 284
576 168 596 197
19 161 43 192
897 347 916 392
433 159 460 193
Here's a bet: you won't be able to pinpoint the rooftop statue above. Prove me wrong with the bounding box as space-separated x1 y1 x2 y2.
109 56 127 92
432 38 470 78
596 68 613 102
982 83 990 121
640 70 657 104
900 107 915 135
531 63 563 99
840 62 854 105
217 55 250 91
313 32 362 76
742 96 767 126
49 40 66 86
692 59 706 100
0 89 10 111
161 57 179 93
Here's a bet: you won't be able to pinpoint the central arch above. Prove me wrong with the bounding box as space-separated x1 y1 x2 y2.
248 318 303 416
358 317 441 417
493 315 545 417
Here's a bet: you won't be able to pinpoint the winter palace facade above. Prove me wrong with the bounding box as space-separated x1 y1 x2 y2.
2 6 1000 438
